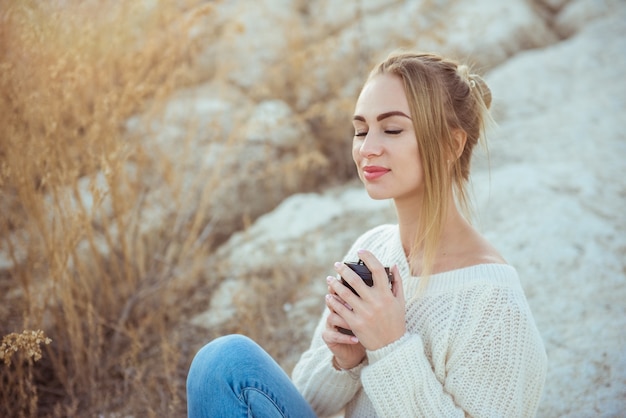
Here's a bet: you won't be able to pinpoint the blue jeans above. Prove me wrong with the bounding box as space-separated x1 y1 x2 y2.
186 334 317 418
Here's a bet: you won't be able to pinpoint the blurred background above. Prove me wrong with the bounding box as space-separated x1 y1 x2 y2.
1 0 624 416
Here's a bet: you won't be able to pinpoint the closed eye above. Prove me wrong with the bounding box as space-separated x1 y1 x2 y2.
385 130 402 135
354 131 367 137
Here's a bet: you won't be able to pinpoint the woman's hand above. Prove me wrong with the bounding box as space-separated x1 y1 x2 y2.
322 285 366 370
326 250 406 352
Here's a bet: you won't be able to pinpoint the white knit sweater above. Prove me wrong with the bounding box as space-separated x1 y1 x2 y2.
292 224 547 417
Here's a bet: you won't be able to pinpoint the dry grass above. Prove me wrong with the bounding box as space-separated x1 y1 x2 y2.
0 330 52 418
0 0 216 415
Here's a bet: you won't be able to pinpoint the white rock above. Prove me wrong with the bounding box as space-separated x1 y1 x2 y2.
208 0 306 90
243 100 310 148
554 0 625 38
471 13 626 416
190 279 250 329
213 183 396 278
430 0 558 67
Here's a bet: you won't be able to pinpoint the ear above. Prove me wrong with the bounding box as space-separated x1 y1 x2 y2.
451 128 467 160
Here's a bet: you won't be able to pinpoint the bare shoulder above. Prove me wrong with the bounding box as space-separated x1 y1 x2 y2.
434 222 508 273
462 231 507 266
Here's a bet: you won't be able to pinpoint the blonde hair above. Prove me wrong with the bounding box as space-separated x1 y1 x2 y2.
368 51 493 285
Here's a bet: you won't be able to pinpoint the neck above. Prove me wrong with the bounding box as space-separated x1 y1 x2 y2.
394 194 421 258
394 192 470 265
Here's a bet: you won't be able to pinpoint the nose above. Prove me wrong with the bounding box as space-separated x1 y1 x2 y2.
359 132 383 158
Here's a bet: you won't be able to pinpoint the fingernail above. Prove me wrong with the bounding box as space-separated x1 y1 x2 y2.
326 276 333 284
350 336 359 343
325 294 332 301
357 249 366 254
334 262 342 268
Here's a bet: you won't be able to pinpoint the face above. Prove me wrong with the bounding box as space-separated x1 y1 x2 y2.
352 74 423 202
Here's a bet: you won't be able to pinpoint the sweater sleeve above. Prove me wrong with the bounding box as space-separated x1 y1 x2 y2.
360 285 547 417
291 308 365 417
291 227 385 416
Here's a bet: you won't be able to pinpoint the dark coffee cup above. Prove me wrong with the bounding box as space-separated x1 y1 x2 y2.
337 259 393 335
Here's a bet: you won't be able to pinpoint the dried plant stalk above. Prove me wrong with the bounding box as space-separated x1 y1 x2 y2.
0 330 51 418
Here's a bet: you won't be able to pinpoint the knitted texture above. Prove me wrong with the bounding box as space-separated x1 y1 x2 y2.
292 224 547 417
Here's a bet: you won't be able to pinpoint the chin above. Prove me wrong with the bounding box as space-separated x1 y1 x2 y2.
364 187 392 201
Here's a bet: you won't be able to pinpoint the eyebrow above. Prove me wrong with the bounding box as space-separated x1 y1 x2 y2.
353 111 412 122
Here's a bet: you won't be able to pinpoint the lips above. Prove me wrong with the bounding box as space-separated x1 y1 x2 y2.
362 165 390 181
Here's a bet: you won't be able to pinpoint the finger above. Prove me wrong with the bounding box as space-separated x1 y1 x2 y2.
327 276 342 298
325 293 354 318
322 328 360 346
325 308 352 332
333 262 363 297
327 273 360 308
332 293 353 312
391 264 405 303
356 249 389 291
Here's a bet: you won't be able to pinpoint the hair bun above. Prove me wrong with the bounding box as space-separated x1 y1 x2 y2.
469 74 492 110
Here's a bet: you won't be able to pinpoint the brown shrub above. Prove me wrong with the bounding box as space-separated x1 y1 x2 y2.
0 0 213 415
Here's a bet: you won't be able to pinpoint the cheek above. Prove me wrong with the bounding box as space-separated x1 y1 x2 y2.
351 141 361 164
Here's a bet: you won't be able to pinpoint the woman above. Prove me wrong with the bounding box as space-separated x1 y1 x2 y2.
186 51 547 417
